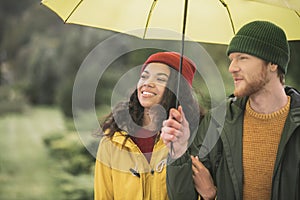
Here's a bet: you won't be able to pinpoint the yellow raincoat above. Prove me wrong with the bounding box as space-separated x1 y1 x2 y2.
94 131 169 200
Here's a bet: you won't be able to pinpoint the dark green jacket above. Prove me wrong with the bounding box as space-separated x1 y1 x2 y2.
167 87 300 200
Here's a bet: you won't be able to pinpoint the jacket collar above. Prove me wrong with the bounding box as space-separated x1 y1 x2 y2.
285 86 300 125
210 95 247 128
273 86 300 175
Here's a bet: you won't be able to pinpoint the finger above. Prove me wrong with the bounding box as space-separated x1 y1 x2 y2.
191 162 199 174
191 156 199 172
161 125 177 137
163 118 182 131
160 131 174 149
178 105 189 126
178 106 184 121
161 128 176 141
191 156 205 170
191 155 199 164
164 128 186 143
168 108 182 123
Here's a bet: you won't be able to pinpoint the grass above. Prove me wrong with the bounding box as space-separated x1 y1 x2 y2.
0 107 67 200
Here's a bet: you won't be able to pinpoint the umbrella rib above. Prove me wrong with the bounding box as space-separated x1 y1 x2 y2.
295 10 300 18
64 0 84 23
143 0 158 39
219 0 236 34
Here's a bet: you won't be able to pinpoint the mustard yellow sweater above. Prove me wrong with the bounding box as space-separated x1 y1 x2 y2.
242 96 290 199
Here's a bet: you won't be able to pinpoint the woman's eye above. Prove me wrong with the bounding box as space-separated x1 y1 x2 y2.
140 74 147 79
157 77 167 82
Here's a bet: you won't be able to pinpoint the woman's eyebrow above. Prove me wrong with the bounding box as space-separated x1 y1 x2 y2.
142 70 150 74
156 73 169 78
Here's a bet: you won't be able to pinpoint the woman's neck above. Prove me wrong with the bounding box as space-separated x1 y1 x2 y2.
143 108 157 131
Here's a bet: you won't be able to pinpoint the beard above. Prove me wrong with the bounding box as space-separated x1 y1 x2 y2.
234 67 269 97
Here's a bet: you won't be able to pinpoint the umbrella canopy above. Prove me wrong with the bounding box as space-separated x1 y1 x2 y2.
41 0 300 44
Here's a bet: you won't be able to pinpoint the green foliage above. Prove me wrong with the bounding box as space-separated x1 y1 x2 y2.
43 131 65 146
1 1 115 111
59 173 94 200
43 129 95 199
43 131 95 175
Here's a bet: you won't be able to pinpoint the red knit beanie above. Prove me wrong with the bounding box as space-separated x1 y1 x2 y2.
141 52 196 87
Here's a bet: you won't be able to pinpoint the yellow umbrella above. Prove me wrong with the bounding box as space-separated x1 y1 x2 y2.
41 0 300 44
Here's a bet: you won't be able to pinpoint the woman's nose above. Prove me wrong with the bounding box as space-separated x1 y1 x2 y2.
143 78 155 87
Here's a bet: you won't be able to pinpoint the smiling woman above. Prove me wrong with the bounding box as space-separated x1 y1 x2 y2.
94 51 204 200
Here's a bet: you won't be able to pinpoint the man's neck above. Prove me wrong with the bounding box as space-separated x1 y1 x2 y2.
248 85 287 114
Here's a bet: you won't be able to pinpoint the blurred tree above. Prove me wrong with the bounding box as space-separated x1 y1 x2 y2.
0 0 35 43
1 1 114 107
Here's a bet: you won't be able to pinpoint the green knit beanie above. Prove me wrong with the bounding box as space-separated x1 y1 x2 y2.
227 21 290 74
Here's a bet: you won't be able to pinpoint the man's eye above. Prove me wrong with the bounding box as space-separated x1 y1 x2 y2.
239 56 248 60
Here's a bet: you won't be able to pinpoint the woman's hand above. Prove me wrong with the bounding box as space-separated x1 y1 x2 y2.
161 106 190 159
191 155 217 200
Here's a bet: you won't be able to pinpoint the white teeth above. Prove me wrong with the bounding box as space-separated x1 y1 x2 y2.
142 91 155 96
